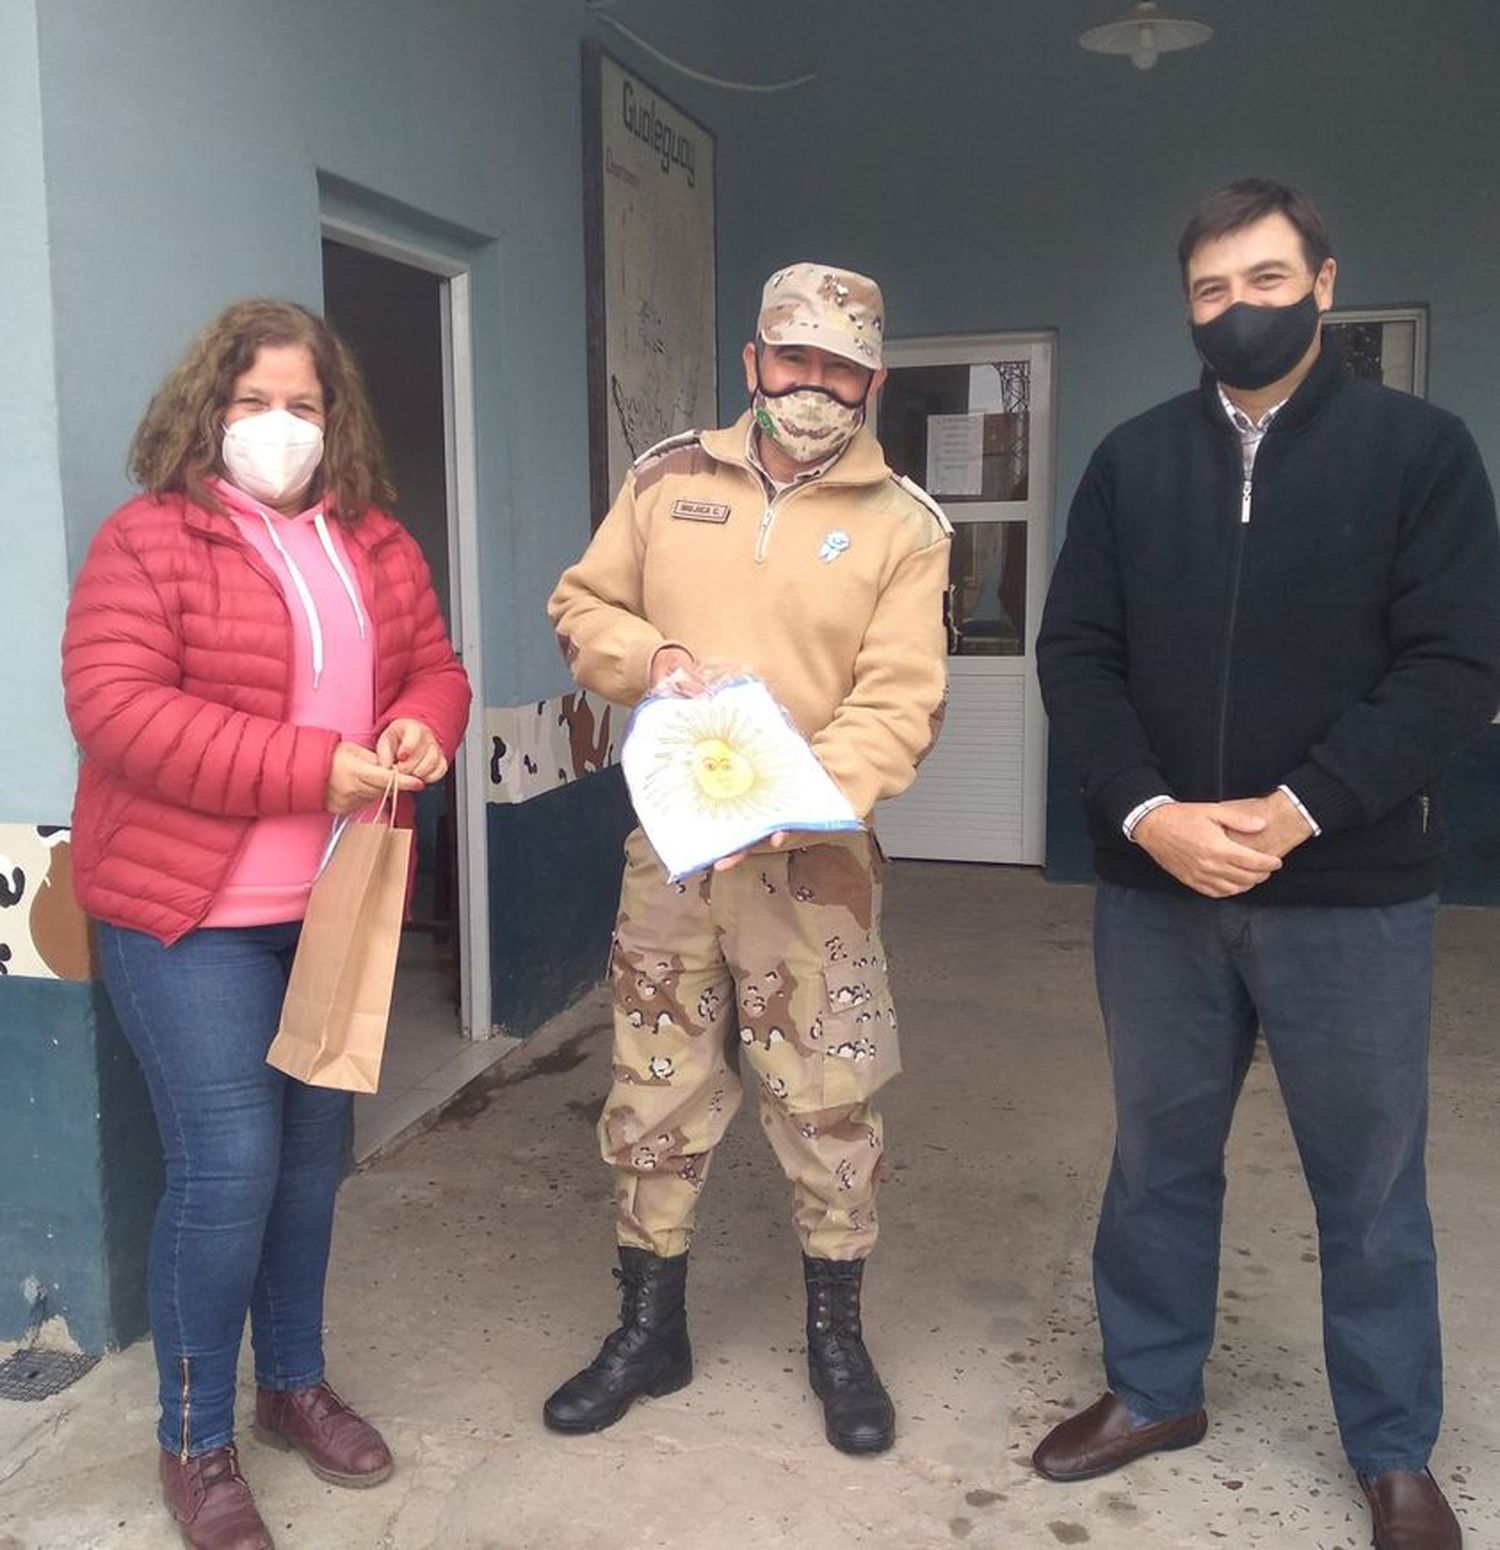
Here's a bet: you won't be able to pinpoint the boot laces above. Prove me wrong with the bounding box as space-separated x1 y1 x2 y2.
195 1444 247 1489
810 1280 864 1334
809 1283 875 1384
304 1381 352 1421
613 1265 655 1327
588 1266 663 1368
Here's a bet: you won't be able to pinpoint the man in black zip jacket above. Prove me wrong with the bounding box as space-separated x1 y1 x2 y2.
1032 179 1500 1550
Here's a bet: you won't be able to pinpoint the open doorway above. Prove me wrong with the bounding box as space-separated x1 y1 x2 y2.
321 234 498 1153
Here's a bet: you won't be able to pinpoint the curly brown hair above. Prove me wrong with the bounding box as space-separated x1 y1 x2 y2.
128 298 393 523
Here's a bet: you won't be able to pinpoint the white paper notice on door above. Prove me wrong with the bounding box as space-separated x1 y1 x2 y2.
925 412 985 497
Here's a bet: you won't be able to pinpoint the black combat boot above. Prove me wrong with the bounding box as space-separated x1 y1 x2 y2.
803 1254 896 1454
542 1247 692 1433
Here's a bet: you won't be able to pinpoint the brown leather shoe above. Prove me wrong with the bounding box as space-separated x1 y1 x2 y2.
253 1382 394 1488
1360 1469 1462 1550
1032 1391 1208 1481
159 1445 274 1550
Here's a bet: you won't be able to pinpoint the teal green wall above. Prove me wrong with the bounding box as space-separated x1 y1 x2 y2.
488 769 636 1036
31 0 648 708
0 1 75 822
0 978 159 1349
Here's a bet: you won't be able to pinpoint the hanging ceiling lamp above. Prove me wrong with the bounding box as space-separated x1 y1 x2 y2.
1079 2 1212 70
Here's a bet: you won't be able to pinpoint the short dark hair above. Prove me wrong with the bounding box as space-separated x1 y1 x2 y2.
1178 178 1332 286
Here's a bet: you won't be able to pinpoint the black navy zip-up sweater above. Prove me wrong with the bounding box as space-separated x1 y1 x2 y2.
1037 343 1500 905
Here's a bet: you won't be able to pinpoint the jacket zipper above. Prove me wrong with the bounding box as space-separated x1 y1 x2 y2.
1214 474 1253 795
1419 793 1431 832
747 475 818 564
754 500 777 562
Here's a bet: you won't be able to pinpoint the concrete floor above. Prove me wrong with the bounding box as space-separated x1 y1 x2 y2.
2 863 1496 1549
353 933 517 1163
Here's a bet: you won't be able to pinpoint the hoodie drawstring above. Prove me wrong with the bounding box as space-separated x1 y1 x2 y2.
253 507 366 690
314 512 368 641
256 511 325 688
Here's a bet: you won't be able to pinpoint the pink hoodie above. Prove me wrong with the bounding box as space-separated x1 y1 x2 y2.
200 478 376 927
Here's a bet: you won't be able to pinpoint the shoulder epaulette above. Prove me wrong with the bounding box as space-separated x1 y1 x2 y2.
895 474 954 536
632 429 703 469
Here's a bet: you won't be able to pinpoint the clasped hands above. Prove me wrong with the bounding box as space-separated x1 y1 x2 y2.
1132 790 1314 899
649 644 786 873
324 719 449 814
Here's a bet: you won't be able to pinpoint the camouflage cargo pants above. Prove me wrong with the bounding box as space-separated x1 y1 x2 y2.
601 827 900 1261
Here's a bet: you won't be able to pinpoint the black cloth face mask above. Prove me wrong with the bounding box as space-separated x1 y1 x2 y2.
1191 291 1320 391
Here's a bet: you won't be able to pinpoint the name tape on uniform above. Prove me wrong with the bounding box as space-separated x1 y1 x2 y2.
671 499 731 524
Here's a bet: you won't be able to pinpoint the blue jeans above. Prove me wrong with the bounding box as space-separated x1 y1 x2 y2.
97 921 351 1457
1091 883 1442 1476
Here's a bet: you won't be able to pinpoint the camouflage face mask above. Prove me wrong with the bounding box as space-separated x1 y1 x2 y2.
754 384 865 465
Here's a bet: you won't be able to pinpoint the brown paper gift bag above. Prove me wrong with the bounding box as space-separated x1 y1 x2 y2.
266 782 411 1093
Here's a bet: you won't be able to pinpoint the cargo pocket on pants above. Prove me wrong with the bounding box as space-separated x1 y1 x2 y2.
815 928 900 1110
782 837 900 1112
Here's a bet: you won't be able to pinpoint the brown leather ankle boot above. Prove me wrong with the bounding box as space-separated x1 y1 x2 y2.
253 1381 394 1487
158 1444 274 1550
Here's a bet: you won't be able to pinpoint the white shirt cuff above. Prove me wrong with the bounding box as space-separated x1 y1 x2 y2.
1122 794 1176 840
1276 784 1322 837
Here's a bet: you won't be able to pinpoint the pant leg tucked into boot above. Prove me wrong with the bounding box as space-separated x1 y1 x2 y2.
804 1254 895 1454
543 1247 693 1433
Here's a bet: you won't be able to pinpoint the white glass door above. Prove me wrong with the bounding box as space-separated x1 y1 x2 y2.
874 333 1054 864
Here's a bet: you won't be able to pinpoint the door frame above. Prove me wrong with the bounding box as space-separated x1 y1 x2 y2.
320 214 492 1040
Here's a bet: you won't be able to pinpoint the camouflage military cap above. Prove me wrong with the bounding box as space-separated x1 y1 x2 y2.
757 262 885 370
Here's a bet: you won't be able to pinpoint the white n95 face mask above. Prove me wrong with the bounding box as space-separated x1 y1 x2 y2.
221 409 325 506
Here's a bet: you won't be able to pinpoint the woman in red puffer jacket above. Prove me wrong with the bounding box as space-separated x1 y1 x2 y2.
62 298 470 1550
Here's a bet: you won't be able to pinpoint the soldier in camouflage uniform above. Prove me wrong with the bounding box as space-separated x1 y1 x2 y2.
544 262 950 1454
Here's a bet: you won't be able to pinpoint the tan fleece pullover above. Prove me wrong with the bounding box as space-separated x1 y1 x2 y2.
548 412 950 819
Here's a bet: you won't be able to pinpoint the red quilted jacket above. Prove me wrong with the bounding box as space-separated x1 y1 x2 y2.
62 492 472 943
